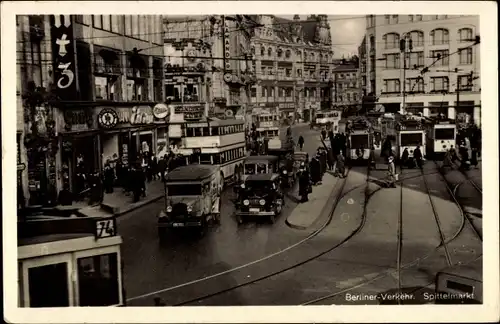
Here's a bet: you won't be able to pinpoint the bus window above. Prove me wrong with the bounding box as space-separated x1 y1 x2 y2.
202 127 210 136
200 154 213 164
211 127 219 136
194 127 202 137
77 253 119 306
28 262 69 307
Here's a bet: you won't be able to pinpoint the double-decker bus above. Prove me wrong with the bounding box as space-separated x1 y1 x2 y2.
178 118 247 188
314 110 342 132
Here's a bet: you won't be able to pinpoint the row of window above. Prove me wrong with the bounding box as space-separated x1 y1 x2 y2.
184 124 245 137
383 48 473 69
94 76 162 102
196 147 246 165
380 28 474 50
336 93 359 103
367 15 454 27
336 72 357 79
259 67 331 80
165 84 200 102
336 81 358 89
250 86 329 98
74 15 163 45
253 46 331 63
383 75 474 93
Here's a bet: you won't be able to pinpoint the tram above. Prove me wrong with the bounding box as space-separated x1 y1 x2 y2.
178 118 247 187
18 216 125 307
370 112 398 166
346 116 373 162
313 110 342 132
425 117 457 159
396 114 426 160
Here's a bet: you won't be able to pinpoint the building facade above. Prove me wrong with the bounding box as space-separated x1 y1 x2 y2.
364 14 480 125
332 63 360 111
249 15 334 122
17 15 165 208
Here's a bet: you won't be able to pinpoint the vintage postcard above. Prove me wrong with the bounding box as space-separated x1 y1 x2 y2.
2 1 498 323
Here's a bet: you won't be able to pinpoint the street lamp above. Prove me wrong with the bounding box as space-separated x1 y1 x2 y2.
399 33 413 115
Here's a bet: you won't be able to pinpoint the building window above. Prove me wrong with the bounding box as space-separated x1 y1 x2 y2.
392 15 399 24
285 68 292 77
262 86 268 97
251 87 257 97
296 69 302 77
126 79 146 101
459 48 473 64
408 77 424 93
102 15 111 31
77 253 119 306
383 79 400 93
416 15 422 21
95 76 119 100
408 15 414 22
430 28 449 45
310 53 315 62
261 46 265 56
430 50 449 65
384 15 390 24
268 66 274 75
409 51 424 67
268 47 272 57
347 93 351 102
384 53 400 69
409 30 424 47
459 28 473 42
383 33 400 49
94 49 122 101
369 35 375 50
431 77 449 92
165 84 180 101
339 95 343 102
458 75 472 91
353 93 358 101
124 15 132 35
296 50 302 59
92 15 103 29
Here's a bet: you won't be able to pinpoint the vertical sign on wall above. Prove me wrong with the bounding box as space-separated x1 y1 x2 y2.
50 15 77 100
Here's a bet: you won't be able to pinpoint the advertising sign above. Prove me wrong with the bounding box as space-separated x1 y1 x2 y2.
174 105 204 120
50 15 77 101
130 106 154 125
153 103 170 120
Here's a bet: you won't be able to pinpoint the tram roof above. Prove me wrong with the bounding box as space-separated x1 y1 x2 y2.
165 164 219 181
245 173 279 182
245 155 279 162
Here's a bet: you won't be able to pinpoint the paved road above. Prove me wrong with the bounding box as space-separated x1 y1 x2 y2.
119 125 322 305
118 126 482 306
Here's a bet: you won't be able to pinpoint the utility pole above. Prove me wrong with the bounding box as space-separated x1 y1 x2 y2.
400 34 412 115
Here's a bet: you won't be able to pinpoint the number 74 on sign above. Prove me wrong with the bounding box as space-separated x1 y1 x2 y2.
96 218 116 239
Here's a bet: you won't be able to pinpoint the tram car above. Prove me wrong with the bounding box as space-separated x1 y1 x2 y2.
253 111 282 150
425 117 457 159
346 116 373 162
396 114 427 160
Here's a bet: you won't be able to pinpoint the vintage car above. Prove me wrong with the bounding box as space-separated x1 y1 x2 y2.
157 165 221 239
234 155 280 193
268 149 296 188
235 173 285 224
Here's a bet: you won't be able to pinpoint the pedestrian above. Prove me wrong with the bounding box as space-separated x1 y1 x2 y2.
459 145 470 170
401 148 409 169
470 147 478 168
151 156 158 180
387 156 397 188
298 164 310 203
413 145 423 169
158 155 167 182
131 166 141 203
310 155 321 185
369 146 376 170
103 162 115 194
297 135 305 151
442 147 454 169
321 128 327 141
115 157 124 187
336 151 346 178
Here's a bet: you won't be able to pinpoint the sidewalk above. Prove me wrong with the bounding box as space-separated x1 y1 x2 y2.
78 180 165 218
285 172 339 230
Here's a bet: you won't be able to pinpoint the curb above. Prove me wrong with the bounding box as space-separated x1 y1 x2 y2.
77 194 164 218
285 174 340 231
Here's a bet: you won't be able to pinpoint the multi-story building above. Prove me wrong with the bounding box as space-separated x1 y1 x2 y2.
358 35 367 99
364 14 480 125
249 15 334 122
17 15 165 208
332 63 360 111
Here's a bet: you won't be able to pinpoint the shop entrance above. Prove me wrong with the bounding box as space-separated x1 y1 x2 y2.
130 131 153 164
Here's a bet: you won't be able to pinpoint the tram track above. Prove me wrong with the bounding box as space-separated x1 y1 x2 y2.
125 166 470 305
302 161 478 305
127 165 361 304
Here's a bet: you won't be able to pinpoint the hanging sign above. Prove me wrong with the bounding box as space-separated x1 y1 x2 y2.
153 103 170 119
50 15 77 101
97 108 118 129
174 105 204 120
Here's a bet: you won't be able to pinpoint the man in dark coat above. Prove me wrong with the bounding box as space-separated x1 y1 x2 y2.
298 164 310 202
401 148 410 168
321 129 327 141
297 135 305 151
131 166 141 203
103 162 115 193
413 145 423 169
310 155 321 185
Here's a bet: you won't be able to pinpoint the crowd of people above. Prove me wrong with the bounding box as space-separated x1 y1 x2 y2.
59 151 188 206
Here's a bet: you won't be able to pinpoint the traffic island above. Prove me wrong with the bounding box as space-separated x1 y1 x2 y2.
285 173 338 230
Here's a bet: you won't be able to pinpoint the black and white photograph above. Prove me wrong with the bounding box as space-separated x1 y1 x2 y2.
2 1 498 323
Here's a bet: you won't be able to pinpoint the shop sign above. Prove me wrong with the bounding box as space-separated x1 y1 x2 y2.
174 105 204 120
153 103 170 119
50 15 77 101
97 108 118 129
63 109 94 131
130 106 154 125
278 103 295 109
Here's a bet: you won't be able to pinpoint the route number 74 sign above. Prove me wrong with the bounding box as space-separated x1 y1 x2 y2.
95 217 117 239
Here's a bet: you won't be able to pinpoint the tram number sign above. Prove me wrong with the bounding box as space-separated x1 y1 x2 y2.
95 217 117 239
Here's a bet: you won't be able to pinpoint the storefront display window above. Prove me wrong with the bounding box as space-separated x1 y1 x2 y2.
77 253 119 306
